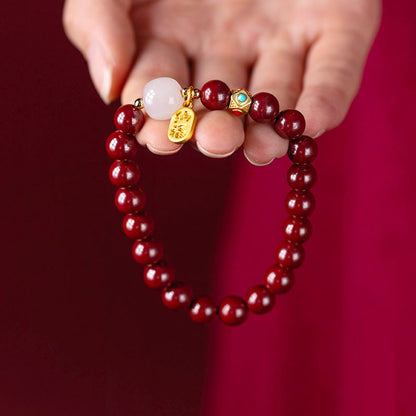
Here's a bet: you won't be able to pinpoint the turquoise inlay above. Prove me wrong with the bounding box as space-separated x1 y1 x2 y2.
237 93 246 102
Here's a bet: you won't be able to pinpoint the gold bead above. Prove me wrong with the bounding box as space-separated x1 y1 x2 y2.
134 98 144 109
228 89 252 115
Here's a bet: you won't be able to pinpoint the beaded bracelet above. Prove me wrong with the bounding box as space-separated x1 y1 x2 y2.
106 77 318 326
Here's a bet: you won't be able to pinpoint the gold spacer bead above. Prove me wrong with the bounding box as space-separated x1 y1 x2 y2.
134 98 144 109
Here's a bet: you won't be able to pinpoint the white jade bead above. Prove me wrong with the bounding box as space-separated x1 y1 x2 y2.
142 77 183 120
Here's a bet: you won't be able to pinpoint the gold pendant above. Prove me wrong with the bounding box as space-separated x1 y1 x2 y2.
168 107 196 144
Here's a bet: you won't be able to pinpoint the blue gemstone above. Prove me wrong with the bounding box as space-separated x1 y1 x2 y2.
237 93 246 102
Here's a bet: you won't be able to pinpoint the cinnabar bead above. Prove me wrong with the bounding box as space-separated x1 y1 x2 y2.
282 216 312 244
274 109 306 139
285 190 315 217
114 104 145 135
249 92 280 123
246 285 275 314
288 136 318 164
275 241 305 270
109 160 140 187
287 164 317 190
132 239 163 265
200 80 231 110
115 187 146 214
144 262 175 289
189 297 217 323
219 296 248 326
123 212 154 239
264 265 295 294
106 131 139 160
162 282 193 310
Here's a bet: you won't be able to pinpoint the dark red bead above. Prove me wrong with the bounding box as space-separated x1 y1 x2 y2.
114 104 145 135
106 131 139 160
189 297 217 323
200 80 231 110
249 92 280 123
282 216 312 244
264 265 295 294
109 160 140 187
288 136 318 164
287 164 317 190
246 285 275 314
115 187 146 214
123 212 154 239
218 296 248 326
132 239 163 265
285 190 315 217
274 109 306 139
144 262 175 290
162 282 193 310
275 241 305 270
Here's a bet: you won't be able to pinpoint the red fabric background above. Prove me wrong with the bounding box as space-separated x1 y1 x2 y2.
1 1 415 415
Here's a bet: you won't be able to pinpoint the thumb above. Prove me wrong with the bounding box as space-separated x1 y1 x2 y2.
63 0 135 103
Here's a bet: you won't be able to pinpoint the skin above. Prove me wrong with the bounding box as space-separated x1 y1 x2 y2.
63 0 381 165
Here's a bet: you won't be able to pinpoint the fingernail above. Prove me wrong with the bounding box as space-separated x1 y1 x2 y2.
196 142 236 158
313 129 325 139
146 143 182 155
243 149 274 166
87 42 112 104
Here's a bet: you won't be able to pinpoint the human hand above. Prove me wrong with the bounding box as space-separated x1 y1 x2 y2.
63 0 381 165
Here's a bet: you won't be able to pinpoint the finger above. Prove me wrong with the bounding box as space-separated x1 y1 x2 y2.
63 0 135 103
244 38 307 165
192 56 248 158
296 28 376 138
122 38 190 155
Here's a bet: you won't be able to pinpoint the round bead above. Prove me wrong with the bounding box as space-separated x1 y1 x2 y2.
264 265 295 294
288 136 318 164
218 296 248 326
189 297 217 324
144 262 175 290
106 131 139 160
115 187 146 214
109 160 140 187
274 110 306 139
249 92 280 123
114 105 145 135
200 80 231 110
287 164 317 190
142 77 183 120
246 285 275 314
282 216 312 244
132 239 163 265
275 241 305 270
162 282 193 310
285 190 315 217
123 212 154 239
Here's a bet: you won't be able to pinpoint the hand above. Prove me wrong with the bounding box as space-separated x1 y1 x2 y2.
63 0 381 165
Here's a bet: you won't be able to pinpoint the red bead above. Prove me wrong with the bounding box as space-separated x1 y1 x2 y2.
200 80 231 110
189 297 217 323
144 262 175 290
285 190 315 217
249 92 280 123
274 110 306 139
282 216 312 244
288 136 318 164
109 160 140 187
123 212 154 239
115 187 146 214
162 282 193 310
132 239 163 265
264 265 295 294
287 164 317 190
275 241 305 270
106 131 139 160
218 296 248 326
246 285 275 314
114 104 145 135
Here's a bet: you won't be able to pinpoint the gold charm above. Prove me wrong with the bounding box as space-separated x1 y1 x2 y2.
168 87 198 144
228 89 252 116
